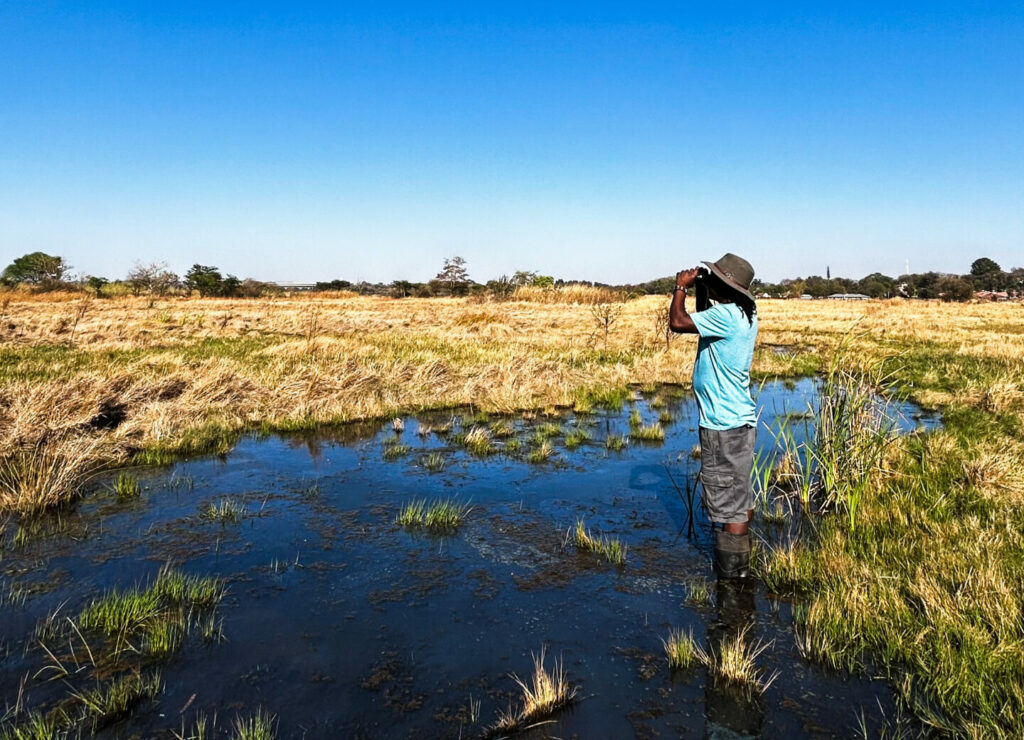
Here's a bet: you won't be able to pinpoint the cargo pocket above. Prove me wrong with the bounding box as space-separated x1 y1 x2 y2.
700 468 735 492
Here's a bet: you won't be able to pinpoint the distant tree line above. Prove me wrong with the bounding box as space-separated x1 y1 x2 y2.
619 257 1022 302
2 251 1020 303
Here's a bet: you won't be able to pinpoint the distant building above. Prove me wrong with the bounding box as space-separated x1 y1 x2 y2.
271 282 317 292
975 290 1009 302
828 293 869 301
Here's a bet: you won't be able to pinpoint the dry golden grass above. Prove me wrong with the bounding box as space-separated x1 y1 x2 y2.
489 646 578 737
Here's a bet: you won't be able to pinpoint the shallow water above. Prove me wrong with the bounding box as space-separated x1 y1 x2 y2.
0 378 939 738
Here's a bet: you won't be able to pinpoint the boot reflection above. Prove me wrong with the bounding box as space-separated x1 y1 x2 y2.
704 578 763 738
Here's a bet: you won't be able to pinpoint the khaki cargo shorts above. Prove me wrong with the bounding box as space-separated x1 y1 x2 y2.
698 425 756 525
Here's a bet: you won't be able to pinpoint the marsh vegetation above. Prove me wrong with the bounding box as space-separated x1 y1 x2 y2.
0 290 1019 736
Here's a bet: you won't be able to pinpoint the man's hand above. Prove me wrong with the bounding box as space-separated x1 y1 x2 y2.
676 268 701 290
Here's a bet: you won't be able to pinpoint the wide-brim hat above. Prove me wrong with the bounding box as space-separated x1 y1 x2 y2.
701 253 755 302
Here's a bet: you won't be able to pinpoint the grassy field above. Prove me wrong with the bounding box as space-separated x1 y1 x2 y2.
2 289 1023 735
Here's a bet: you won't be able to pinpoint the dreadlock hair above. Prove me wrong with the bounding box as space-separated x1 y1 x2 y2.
702 273 757 326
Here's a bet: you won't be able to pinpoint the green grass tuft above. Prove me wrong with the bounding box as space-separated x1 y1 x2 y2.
396 498 471 532
685 578 712 606
605 434 628 451
421 452 445 472
526 440 555 464
201 497 245 523
73 671 163 730
629 424 665 442
382 443 412 461
572 519 627 565
230 709 277 740
564 428 591 449
663 627 700 670
463 427 496 456
112 473 141 500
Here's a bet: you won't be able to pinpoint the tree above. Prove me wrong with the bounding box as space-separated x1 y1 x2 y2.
511 270 538 287
531 275 555 288
184 265 224 297
970 257 1001 277
435 256 470 294
937 276 974 302
126 261 178 296
222 275 241 296
315 280 352 291
1008 268 1024 295
486 275 515 300
86 276 109 298
2 252 68 288
969 257 1004 291
391 280 414 298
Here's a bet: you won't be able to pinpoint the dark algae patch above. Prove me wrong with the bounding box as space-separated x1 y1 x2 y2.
0 380 938 738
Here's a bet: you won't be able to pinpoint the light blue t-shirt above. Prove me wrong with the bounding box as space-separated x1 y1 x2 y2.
690 303 758 431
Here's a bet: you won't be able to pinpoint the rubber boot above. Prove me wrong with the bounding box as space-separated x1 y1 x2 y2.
713 530 750 579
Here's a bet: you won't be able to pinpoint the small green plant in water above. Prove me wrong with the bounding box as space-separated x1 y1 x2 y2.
536 423 561 439
73 671 163 730
382 443 412 461
663 627 700 669
463 427 496 456
564 428 591 449
629 424 665 442
572 519 627 565
201 498 245 523
113 473 141 500
686 578 712 606
230 709 277 740
527 440 555 464
489 419 515 438
628 409 643 428
605 434 628 451
422 453 445 472
396 498 471 532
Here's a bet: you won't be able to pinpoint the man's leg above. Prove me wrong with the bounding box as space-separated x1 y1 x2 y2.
709 426 756 577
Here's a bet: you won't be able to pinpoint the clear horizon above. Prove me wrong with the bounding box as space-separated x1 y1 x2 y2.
2 2 1022 284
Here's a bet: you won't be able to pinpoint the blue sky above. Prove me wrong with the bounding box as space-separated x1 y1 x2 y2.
1 2 1022 284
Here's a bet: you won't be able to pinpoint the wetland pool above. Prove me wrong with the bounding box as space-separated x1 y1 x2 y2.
1 378 939 739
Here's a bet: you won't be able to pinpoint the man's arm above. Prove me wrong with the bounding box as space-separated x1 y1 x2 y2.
669 268 700 334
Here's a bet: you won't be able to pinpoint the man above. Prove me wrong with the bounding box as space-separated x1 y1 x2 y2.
669 253 758 579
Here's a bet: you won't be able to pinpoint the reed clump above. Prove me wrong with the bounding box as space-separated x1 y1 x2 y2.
112 472 141 500
662 627 700 670
396 498 471 532
488 647 578 737
702 626 777 696
572 519 627 565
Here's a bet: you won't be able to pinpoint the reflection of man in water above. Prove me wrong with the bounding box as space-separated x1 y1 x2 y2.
669 253 758 579
704 579 762 737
